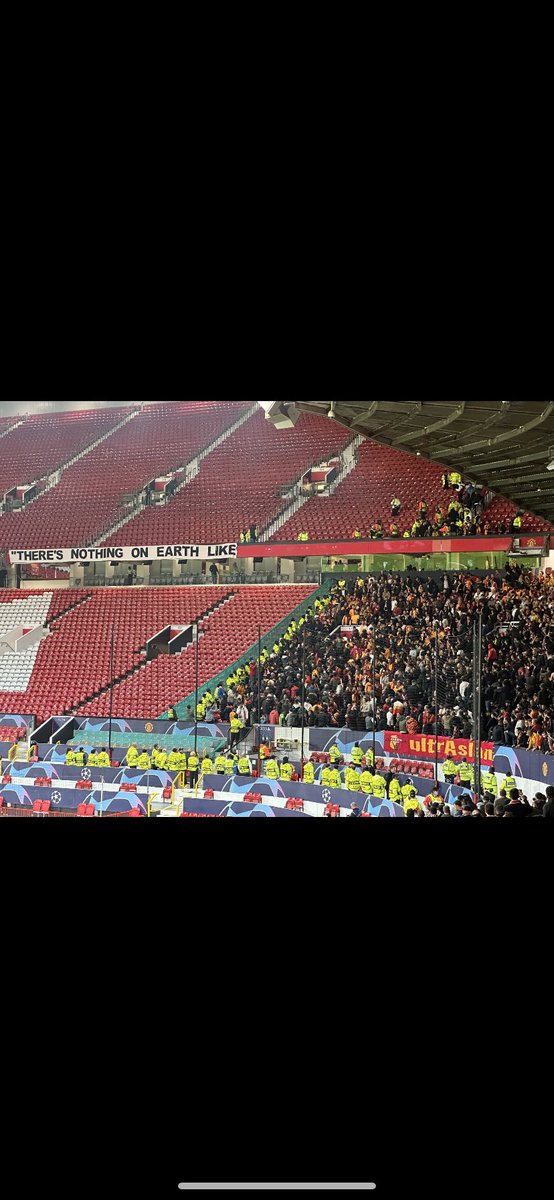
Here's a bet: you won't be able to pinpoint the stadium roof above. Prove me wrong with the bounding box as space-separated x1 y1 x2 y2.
262 400 554 520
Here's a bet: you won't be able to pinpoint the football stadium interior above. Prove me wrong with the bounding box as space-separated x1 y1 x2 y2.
1 396 553 818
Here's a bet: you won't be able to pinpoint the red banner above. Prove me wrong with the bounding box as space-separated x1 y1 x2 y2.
383 732 494 765
238 537 514 559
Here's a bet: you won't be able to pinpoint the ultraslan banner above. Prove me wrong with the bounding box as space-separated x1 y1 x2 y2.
8 544 238 565
383 731 494 765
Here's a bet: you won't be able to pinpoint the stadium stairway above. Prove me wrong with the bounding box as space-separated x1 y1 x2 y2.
102 408 354 549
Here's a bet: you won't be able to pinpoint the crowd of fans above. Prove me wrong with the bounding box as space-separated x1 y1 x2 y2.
196 563 554 761
294 484 536 544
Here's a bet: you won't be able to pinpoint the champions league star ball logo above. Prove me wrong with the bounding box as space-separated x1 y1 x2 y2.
52 792 62 805
322 789 332 804
81 768 92 781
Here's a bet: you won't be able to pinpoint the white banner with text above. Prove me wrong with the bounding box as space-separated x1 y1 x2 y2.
8 544 238 565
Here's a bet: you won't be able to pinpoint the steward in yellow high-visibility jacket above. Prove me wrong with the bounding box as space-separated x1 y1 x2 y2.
264 757 279 780
201 756 214 776
372 772 387 799
351 744 364 766
66 749 77 766
360 769 374 795
126 746 139 768
238 756 252 776
329 768 342 789
215 754 226 774
303 761 315 784
280 759 294 782
321 765 333 787
138 752 151 770
97 751 111 768
389 778 403 804
168 751 181 772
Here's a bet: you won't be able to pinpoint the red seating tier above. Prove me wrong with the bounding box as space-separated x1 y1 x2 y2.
0 402 249 550
0 585 315 723
103 410 352 547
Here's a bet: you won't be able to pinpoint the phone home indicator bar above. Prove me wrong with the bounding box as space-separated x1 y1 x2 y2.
178 1186 377 1192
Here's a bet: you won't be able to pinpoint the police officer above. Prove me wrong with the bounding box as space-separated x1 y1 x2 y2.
238 753 252 776
503 772 517 794
264 755 279 780
482 767 498 798
443 754 457 781
280 757 294 782
303 760 315 785
401 778 415 807
351 742 364 767
458 758 472 786
404 787 420 815
215 751 226 775
188 751 199 787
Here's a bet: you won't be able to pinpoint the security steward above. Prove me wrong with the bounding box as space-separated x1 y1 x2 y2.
224 750 237 776
201 753 214 777
329 766 342 789
389 777 403 804
66 747 77 766
88 749 99 767
360 766 374 796
329 744 342 766
168 749 181 773
126 745 139 768
503 772 517 794
97 749 111 769
177 749 187 774
230 712 244 749
188 751 200 787
156 747 168 771
321 763 333 788
138 749 151 770
372 769 387 800
238 753 252 776
351 743 364 767
263 754 279 780
74 747 86 767
302 760 315 785
346 767 361 793
215 751 226 775
280 757 294 783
